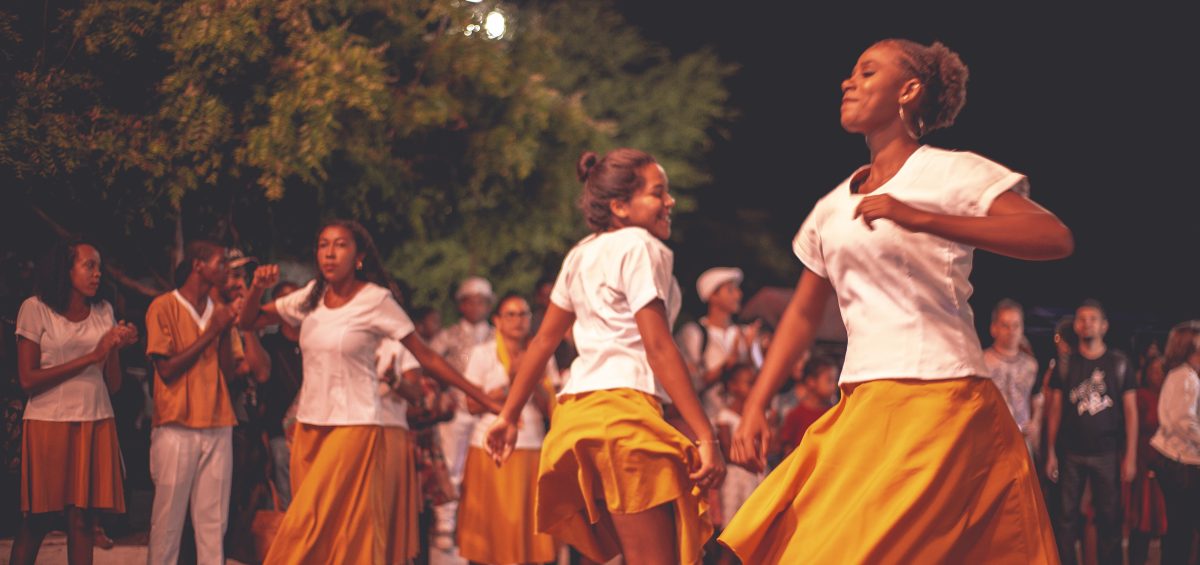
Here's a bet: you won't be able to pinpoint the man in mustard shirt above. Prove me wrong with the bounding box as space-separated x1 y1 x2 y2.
145 241 242 565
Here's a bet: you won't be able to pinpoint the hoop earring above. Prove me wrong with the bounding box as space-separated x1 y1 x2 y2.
899 107 925 140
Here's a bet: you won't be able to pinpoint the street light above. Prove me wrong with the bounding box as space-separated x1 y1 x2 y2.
461 1 509 41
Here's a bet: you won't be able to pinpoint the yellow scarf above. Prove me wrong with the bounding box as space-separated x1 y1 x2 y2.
496 329 557 415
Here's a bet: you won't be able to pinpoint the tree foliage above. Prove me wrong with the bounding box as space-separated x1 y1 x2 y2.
0 0 734 314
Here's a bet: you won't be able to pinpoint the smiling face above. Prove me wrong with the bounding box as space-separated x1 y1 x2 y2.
70 244 102 299
611 163 674 240
840 42 921 136
316 225 364 285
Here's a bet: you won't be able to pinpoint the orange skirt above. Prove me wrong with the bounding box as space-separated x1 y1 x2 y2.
719 377 1058 564
263 424 418 565
537 388 712 564
20 418 125 514
458 446 559 564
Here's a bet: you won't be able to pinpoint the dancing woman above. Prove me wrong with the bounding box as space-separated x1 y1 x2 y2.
486 149 725 565
721 39 1073 563
240 219 501 564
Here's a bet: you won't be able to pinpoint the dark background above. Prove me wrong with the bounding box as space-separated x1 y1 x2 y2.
615 2 1197 357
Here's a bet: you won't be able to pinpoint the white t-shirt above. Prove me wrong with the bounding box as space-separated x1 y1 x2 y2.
793 145 1029 384
464 340 557 449
15 297 116 421
551 227 682 401
376 339 422 402
275 280 416 427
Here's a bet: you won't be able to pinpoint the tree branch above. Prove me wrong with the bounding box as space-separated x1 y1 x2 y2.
30 204 163 297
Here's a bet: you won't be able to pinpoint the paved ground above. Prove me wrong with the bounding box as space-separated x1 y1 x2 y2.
0 532 249 564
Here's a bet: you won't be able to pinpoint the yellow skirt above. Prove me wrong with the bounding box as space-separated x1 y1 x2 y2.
458 446 559 564
20 418 125 514
719 377 1058 564
537 388 712 564
263 424 418 565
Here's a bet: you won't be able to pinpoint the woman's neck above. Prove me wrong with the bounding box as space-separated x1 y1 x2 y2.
858 129 920 194
66 290 90 319
327 276 361 297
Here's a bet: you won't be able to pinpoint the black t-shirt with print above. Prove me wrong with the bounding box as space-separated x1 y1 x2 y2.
1050 349 1135 455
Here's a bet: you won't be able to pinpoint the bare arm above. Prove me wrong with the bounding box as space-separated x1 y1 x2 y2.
1122 390 1138 482
635 300 714 443
18 322 136 396
855 190 1074 260
492 304 574 426
1028 392 1045 447
732 269 834 471
18 337 107 396
745 271 833 415
401 332 502 414
153 304 235 384
530 378 553 419
241 330 272 384
218 330 238 384
1045 388 1062 452
104 346 123 394
239 265 284 330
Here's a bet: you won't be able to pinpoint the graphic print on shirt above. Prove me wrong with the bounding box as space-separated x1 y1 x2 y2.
1069 368 1113 416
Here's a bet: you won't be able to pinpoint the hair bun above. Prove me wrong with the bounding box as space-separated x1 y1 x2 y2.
576 151 599 182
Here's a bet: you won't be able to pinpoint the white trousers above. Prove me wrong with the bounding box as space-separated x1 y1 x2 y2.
148 424 233 565
433 410 477 534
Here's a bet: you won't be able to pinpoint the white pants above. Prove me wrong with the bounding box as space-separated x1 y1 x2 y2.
148 425 233 565
433 410 476 535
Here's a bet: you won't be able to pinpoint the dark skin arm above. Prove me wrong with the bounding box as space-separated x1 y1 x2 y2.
240 330 272 384
153 303 236 384
238 264 283 331
400 332 502 414
1045 387 1062 480
854 190 1074 260
1121 390 1138 482
17 322 137 396
485 305 575 463
731 269 834 472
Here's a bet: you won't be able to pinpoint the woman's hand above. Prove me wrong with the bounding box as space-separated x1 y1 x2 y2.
853 194 929 231
690 440 726 492
484 416 519 466
731 407 771 473
92 325 132 363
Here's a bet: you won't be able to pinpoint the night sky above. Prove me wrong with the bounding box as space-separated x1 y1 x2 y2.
614 2 1197 351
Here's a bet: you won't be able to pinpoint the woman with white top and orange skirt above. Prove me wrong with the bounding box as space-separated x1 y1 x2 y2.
720 39 1074 563
457 293 560 565
9 239 138 565
1150 321 1200 565
485 148 725 565
239 219 501 565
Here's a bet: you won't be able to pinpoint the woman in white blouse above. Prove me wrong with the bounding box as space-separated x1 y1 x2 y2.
1149 321 1200 565
10 240 137 565
457 293 559 565
239 219 501 564
486 149 724 565
721 39 1073 563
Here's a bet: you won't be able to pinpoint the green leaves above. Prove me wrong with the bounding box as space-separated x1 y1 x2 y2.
1 0 733 313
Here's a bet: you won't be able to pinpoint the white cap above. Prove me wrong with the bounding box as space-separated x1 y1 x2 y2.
696 267 743 303
455 276 495 300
